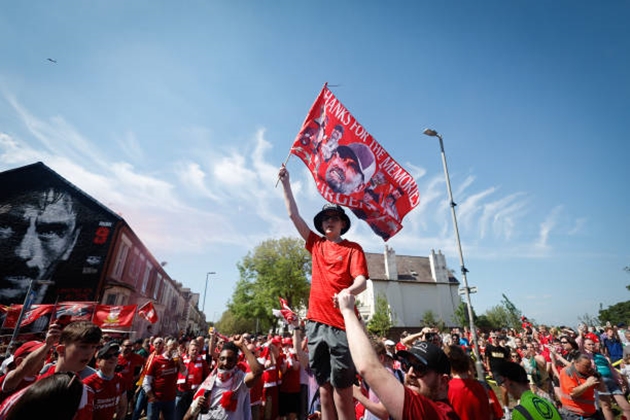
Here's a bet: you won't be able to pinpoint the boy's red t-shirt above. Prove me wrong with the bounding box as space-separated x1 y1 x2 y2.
305 231 369 330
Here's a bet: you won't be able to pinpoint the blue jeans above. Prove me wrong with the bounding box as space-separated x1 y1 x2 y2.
132 388 147 420
147 399 176 420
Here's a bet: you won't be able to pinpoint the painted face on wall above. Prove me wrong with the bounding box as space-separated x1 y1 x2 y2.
0 189 80 305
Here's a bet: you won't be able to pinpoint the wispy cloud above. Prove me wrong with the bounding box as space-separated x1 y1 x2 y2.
536 205 563 249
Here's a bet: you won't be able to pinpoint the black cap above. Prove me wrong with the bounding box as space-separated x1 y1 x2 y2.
396 341 450 375
496 361 529 384
313 204 351 235
97 342 121 359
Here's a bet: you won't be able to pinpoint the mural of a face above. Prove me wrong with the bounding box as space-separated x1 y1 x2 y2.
0 188 80 305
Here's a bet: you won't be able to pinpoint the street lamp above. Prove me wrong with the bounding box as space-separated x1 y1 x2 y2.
423 128 485 381
202 271 216 318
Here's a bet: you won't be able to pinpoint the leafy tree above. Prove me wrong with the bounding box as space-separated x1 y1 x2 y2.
452 301 479 328
599 302 630 326
500 294 523 330
228 237 311 333
367 294 393 338
421 310 445 330
215 309 256 335
483 305 512 330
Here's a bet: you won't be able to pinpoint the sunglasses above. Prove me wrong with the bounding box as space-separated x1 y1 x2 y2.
399 356 430 377
102 352 120 360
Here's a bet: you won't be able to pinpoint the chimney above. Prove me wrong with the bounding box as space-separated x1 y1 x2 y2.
384 245 398 280
429 249 449 283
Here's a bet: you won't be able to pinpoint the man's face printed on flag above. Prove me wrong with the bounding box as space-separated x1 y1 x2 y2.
325 150 364 194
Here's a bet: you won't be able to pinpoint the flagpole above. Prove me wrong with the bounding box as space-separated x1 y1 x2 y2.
4 279 51 358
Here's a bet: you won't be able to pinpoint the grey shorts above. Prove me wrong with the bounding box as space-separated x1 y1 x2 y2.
306 320 356 389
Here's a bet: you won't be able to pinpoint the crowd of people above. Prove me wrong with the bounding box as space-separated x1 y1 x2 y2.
0 164 627 420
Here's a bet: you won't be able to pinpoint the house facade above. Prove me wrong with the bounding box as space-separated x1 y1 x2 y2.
356 246 461 329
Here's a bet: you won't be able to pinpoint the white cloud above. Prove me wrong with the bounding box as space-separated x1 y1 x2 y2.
536 205 563 249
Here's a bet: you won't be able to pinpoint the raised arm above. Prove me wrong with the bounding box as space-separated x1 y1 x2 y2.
279 165 310 241
338 290 405 420
233 334 263 388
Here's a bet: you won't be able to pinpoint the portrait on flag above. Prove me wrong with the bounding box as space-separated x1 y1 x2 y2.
290 85 419 240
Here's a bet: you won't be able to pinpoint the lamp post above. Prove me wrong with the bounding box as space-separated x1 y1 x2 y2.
202 272 216 319
423 128 485 381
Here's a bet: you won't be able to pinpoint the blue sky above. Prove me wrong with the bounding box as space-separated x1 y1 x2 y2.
1 1 628 328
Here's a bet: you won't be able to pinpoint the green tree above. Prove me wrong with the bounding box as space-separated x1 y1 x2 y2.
215 309 257 335
421 310 445 330
500 294 523 330
228 237 311 333
599 302 630 325
452 301 479 328
367 294 393 338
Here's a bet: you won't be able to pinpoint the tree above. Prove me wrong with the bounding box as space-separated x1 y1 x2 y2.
215 309 257 335
599 302 630 326
367 293 393 338
452 301 479 328
500 294 523 330
228 237 311 333
421 310 445 330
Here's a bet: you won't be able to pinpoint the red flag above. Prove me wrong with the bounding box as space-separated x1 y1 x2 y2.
93 304 137 328
137 301 159 324
52 301 96 326
277 296 297 324
2 304 55 329
290 84 420 240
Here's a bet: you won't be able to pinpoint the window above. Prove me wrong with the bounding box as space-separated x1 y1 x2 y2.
112 235 131 280
153 274 162 300
105 293 118 305
141 263 153 294
129 249 141 282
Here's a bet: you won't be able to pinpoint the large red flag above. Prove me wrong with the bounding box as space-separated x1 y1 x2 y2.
137 301 159 324
93 304 137 328
290 84 420 240
2 304 55 329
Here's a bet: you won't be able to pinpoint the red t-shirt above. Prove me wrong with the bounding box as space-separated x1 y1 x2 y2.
177 355 210 392
279 354 301 393
0 374 36 404
306 231 369 330
0 376 94 420
117 352 145 391
146 354 179 402
447 377 491 420
402 386 460 420
83 371 125 420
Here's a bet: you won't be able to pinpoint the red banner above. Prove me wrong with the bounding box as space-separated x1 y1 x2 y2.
137 301 158 324
52 301 96 326
3 304 55 329
290 84 420 240
93 304 137 328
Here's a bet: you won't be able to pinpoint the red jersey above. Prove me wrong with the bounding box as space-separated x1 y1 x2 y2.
0 377 94 420
447 378 491 420
177 355 210 392
0 374 36 404
279 354 300 393
145 354 179 402
117 352 145 391
83 371 125 420
262 354 284 388
402 386 459 420
306 231 369 330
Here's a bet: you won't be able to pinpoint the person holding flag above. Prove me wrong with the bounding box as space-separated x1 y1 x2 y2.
278 164 369 420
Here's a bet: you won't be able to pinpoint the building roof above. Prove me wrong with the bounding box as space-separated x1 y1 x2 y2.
365 252 459 284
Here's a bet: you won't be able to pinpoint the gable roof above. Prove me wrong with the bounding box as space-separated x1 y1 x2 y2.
365 251 459 284
0 161 123 222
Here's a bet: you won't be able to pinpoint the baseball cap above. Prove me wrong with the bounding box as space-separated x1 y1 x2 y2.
496 361 529 384
396 341 450 375
14 341 45 359
384 340 395 346
97 342 120 359
313 204 351 235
